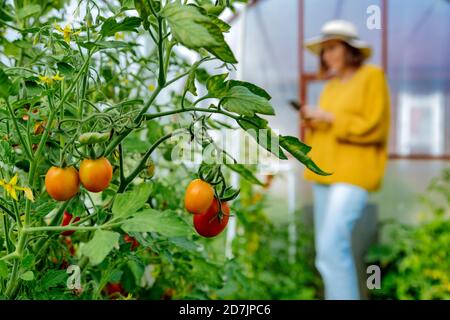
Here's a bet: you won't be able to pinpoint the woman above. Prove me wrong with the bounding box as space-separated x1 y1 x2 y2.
302 20 390 300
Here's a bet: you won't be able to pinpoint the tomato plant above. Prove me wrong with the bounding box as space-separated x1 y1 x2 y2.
366 169 450 300
0 0 327 299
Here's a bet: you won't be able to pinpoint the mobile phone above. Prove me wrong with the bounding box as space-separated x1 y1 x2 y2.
289 100 303 111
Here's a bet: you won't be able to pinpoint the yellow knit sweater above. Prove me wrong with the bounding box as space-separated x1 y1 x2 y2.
304 64 390 192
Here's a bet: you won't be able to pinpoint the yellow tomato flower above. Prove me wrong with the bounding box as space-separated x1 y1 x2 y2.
121 293 134 300
52 73 64 81
115 32 124 40
23 187 34 201
38 75 53 85
0 174 34 201
148 84 155 91
54 23 80 44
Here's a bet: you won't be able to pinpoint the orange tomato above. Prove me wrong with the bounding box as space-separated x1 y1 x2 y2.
45 166 80 201
79 157 113 192
184 179 214 214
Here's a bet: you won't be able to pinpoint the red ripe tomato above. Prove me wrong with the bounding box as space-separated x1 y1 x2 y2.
161 288 176 300
45 166 80 201
61 211 80 236
79 157 113 192
123 234 139 251
184 179 214 214
105 282 126 298
193 199 230 238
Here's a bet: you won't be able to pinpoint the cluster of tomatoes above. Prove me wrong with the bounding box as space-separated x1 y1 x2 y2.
45 157 113 201
184 179 230 238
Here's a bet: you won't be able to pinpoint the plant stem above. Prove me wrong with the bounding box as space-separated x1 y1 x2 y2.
0 251 18 261
32 200 70 255
163 40 174 77
12 201 22 229
24 225 102 233
0 202 16 221
78 60 90 119
4 99 33 161
146 107 239 121
134 81 164 125
5 259 19 298
4 49 97 298
157 17 166 86
118 143 125 186
2 213 13 253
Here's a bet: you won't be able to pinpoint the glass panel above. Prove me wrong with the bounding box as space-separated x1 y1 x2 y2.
240 0 300 137
388 0 450 156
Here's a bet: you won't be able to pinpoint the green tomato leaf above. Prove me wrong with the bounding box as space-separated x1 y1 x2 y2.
197 1 226 16
0 69 12 99
209 15 231 33
81 230 120 266
221 86 275 117
226 164 264 186
56 62 75 76
126 257 145 285
279 135 331 176
121 0 136 10
21 254 35 269
100 16 142 37
184 60 205 97
185 69 197 96
41 270 67 289
162 3 236 63
112 184 153 219
237 116 288 160
17 4 41 19
169 237 200 251
206 73 228 97
134 0 160 30
20 270 34 281
200 21 237 63
121 209 192 238
108 269 123 283
4 41 20 58
0 140 15 165
227 80 271 100
162 3 219 48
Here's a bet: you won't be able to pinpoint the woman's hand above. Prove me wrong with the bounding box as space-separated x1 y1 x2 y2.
301 105 334 128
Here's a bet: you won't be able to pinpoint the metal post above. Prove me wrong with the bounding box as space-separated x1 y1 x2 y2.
225 5 247 259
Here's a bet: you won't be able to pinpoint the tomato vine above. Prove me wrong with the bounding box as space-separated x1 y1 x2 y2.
0 0 327 299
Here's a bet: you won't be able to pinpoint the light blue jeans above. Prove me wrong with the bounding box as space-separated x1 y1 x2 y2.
313 183 368 300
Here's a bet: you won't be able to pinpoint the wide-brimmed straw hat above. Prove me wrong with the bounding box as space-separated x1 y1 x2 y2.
305 20 372 59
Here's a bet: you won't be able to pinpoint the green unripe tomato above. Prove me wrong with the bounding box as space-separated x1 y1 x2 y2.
78 132 110 145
